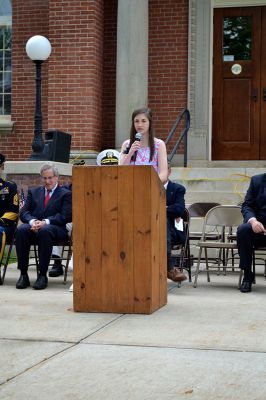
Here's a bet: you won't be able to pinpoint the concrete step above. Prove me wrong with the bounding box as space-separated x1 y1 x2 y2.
170 167 265 206
185 192 243 205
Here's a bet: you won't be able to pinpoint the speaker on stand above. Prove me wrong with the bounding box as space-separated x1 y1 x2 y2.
44 130 72 163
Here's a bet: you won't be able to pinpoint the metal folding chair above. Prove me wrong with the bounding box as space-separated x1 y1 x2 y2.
193 205 243 288
253 246 266 278
0 220 18 285
33 232 72 284
188 202 221 241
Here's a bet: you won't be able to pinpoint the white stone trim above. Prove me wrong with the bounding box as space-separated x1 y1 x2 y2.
188 0 266 161
188 0 212 161
115 0 148 148
4 161 72 176
213 0 266 7
0 118 15 135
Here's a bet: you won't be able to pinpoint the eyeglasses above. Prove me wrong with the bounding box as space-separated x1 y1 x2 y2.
42 175 56 181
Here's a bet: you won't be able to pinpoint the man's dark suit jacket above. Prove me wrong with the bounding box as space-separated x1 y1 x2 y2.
166 180 186 225
20 185 72 228
241 173 266 227
166 180 186 247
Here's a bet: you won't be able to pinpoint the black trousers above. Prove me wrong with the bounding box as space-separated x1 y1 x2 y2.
16 224 68 276
237 223 266 271
0 225 16 242
0 225 16 260
167 219 186 271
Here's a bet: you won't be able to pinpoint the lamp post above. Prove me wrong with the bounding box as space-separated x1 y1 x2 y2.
26 35 52 160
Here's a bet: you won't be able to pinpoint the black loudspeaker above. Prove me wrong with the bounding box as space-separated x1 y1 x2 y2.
44 130 72 163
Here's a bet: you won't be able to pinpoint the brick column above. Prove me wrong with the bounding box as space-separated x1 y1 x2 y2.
48 1 104 155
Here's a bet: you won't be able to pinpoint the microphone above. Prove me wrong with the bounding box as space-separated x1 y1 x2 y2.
135 132 142 142
131 132 142 162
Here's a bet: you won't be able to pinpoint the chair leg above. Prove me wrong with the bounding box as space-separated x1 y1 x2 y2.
252 250 256 284
193 247 203 288
205 248 211 282
34 245 39 277
63 247 72 284
231 248 235 272
217 248 222 275
1 243 14 284
222 247 226 275
238 269 243 289
187 243 192 282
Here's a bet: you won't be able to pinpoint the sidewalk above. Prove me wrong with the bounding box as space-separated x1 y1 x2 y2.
0 263 266 400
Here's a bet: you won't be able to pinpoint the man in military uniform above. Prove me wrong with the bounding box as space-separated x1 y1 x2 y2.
0 153 19 283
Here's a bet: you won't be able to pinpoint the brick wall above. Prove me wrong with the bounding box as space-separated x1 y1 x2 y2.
7 174 71 197
7 0 49 160
48 0 104 154
4 1 188 160
7 0 104 161
148 0 189 147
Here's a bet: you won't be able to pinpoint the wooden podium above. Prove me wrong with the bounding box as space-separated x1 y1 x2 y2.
72 165 167 314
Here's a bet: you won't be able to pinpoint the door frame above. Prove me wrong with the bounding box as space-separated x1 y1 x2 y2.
188 0 266 161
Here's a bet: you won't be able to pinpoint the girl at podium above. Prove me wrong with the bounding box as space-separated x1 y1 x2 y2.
119 107 168 183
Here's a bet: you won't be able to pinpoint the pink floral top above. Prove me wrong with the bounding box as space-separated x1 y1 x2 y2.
129 138 161 172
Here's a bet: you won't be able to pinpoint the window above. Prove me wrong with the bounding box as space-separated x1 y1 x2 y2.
0 0 12 116
223 16 252 61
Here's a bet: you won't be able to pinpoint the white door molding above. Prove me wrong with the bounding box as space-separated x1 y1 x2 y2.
188 0 266 161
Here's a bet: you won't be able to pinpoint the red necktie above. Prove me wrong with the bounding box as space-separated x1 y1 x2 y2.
44 190 51 208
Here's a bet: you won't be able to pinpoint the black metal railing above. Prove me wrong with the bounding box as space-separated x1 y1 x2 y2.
165 108 190 167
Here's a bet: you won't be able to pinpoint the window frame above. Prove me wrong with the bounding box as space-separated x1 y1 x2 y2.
0 6 14 134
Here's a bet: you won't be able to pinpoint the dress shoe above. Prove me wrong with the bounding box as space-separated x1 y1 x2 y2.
167 267 187 282
240 279 252 293
49 264 63 277
33 275 48 290
16 274 30 289
240 271 254 293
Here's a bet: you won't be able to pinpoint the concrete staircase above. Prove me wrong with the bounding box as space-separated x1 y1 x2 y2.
170 162 266 263
170 162 266 206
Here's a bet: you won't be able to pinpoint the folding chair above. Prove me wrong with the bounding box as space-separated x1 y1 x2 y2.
193 205 243 288
188 202 221 241
0 220 18 285
34 233 72 284
253 246 266 278
170 208 192 281
188 202 222 268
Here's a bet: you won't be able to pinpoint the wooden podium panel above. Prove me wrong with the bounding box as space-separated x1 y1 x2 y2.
72 165 167 314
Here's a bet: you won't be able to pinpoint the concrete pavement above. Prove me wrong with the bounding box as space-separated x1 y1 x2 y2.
0 263 266 399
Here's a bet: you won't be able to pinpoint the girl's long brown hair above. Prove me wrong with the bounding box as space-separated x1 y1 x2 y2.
129 107 155 162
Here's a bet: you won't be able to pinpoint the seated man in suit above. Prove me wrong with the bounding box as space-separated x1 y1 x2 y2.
0 153 19 281
237 173 266 293
16 163 72 290
165 164 187 282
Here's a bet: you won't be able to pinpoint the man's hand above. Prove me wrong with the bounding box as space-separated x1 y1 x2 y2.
31 220 46 232
249 218 266 234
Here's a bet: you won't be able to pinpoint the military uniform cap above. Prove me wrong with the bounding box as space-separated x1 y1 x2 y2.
0 153 5 166
96 149 119 166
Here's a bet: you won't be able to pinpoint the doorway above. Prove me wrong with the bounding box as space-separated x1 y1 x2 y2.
212 6 266 160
